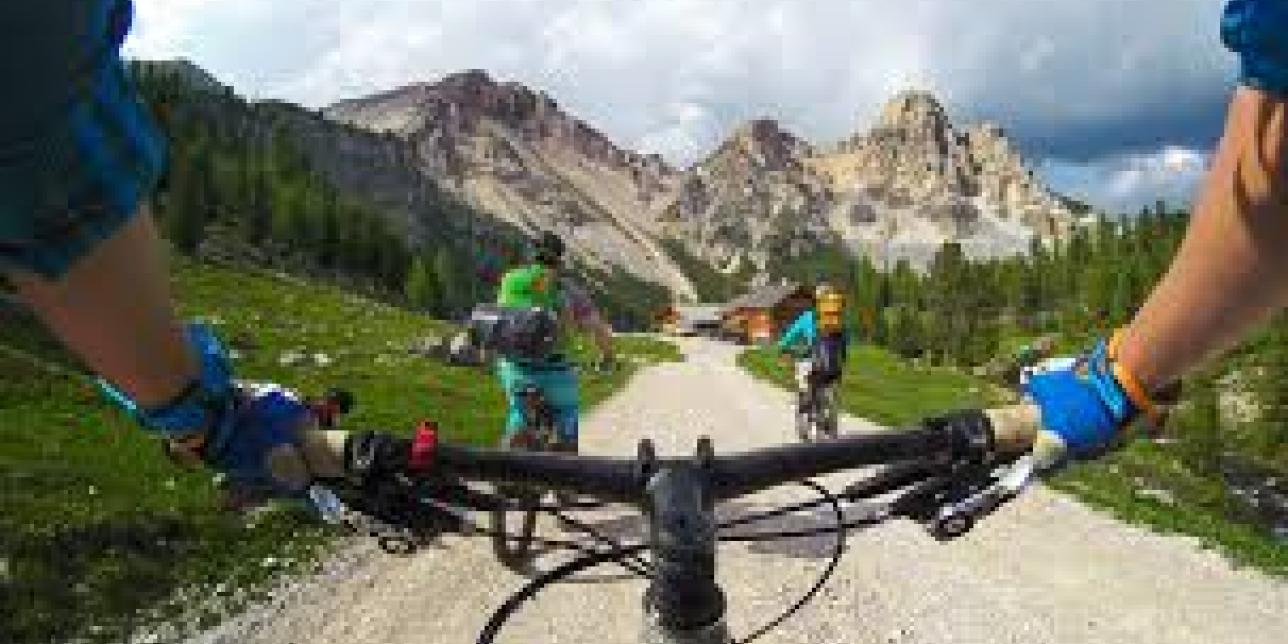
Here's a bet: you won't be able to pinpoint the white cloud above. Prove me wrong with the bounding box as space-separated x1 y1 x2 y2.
1042 146 1210 215
124 0 1237 207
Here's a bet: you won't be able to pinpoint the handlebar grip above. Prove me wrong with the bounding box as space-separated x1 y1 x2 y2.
985 404 1068 468
984 404 1041 456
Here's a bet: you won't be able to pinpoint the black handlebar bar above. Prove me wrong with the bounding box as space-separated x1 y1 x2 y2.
311 405 1041 644
336 408 1000 505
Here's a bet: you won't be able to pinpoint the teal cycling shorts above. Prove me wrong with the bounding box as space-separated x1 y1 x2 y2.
496 359 581 444
0 1 166 279
1223 0 1288 95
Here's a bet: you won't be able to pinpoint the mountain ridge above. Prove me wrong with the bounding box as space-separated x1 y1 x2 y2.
664 90 1072 273
325 69 697 299
145 60 1074 299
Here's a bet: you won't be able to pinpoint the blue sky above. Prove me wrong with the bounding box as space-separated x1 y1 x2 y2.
124 0 1238 215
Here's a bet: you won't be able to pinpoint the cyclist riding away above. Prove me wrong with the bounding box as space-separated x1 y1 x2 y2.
777 282 850 437
486 231 615 454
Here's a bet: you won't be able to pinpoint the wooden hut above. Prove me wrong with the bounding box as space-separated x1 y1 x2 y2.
658 304 726 337
721 282 812 345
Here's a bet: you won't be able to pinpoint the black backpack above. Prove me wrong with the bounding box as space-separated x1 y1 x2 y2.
810 332 846 384
466 304 560 363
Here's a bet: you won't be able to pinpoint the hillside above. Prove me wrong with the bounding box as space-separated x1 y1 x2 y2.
133 61 670 329
140 62 1081 303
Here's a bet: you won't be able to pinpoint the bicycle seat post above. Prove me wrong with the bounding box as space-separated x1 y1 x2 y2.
641 454 730 644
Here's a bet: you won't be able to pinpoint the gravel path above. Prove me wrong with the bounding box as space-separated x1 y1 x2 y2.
194 337 1288 644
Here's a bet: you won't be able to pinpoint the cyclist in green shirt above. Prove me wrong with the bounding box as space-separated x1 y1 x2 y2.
494 232 614 452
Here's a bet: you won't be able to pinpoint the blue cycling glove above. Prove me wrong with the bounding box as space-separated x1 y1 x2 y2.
1023 339 1138 460
98 323 310 495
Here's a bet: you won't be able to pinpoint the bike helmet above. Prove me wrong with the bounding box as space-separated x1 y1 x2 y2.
814 281 837 299
533 231 566 267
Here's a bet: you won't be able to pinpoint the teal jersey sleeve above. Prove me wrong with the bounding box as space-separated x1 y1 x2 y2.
777 310 817 353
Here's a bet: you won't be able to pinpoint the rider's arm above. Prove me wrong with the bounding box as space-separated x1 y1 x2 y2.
1027 1 1288 458
776 311 813 354
10 213 198 408
2 2 310 493
563 281 614 360
1116 85 1288 392
1 2 192 408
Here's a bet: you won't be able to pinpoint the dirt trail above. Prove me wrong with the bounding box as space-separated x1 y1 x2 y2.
194 338 1288 644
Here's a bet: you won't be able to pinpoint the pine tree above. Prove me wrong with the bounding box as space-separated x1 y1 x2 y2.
891 305 923 360
404 255 440 312
164 149 206 253
433 247 460 316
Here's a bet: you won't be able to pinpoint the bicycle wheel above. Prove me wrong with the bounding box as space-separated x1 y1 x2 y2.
818 384 839 439
491 388 557 573
795 390 814 443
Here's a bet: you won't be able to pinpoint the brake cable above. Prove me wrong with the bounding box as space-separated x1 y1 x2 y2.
730 480 846 644
544 507 653 575
476 480 851 644
376 486 655 578
478 544 650 644
371 460 995 644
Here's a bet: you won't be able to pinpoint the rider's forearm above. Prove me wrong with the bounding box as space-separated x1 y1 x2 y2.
1117 87 1288 392
7 210 199 407
593 319 614 358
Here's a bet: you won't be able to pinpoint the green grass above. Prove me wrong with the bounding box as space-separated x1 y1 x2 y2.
738 342 1288 576
0 258 680 644
738 344 1009 426
1049 443 1288 576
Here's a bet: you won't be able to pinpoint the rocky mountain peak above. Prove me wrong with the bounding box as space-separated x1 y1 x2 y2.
437 68 496 91
325 71 693 298
876 90 953 138
731 118 789 144
665 88 1073 272
719 118 814 173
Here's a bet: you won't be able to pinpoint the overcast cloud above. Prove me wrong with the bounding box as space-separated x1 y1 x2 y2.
124 0 1238 214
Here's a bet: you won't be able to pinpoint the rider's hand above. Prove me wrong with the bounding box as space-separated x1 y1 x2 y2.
1023 334 1160 465
99 323 313 498
208 382 313 493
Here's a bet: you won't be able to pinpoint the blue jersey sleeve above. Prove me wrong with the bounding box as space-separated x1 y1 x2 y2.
1222 0 1288 95
0 1 166 278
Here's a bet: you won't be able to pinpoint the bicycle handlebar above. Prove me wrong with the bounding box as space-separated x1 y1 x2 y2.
983 404 1043 456
286 404 1046 502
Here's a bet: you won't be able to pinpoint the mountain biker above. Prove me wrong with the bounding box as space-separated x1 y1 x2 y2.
491 231 615 453
776 282 850 416
1025 0 1288 465
2 2 319 502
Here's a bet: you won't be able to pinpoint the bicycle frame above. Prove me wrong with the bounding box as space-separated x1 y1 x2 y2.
796 364 838 442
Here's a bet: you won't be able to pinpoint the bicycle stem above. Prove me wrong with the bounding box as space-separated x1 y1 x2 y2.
641 454 731 643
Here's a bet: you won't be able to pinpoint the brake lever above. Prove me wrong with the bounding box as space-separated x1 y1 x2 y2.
307 484 349 525
926 455 1037 541
311 473 475 555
